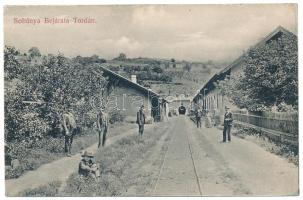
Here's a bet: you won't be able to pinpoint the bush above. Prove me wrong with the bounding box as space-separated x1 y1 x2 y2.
5 165 24 179
18 181 61 197
5 137 65 179
109 110 126 124
151 65 163 73
108 65 120 71
136 71 172 83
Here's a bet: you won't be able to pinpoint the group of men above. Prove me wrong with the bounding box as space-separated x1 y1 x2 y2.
62 108 109 157
62 105 146 178
195 106 233 142
61 108 107 179
63 104 233 180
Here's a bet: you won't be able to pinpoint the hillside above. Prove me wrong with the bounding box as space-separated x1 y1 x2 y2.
101 57 226 97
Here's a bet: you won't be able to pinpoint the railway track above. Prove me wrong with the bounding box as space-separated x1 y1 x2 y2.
151 125 176 195
186 131 203 196
151 116 203 196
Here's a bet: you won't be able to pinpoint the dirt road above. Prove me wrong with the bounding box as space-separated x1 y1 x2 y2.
152 116 298 196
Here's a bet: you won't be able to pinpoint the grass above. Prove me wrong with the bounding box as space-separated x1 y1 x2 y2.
5 122 136 179
61 123 171 196
233 127 299 166
18 181 62 197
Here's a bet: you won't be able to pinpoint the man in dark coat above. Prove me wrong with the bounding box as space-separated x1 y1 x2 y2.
223 106 233 142
136 105 146 138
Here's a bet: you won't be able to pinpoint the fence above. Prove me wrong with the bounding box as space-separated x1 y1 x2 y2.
232 112 298 135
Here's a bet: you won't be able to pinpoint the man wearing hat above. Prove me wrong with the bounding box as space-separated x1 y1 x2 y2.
78 151 100 179
223 106 233 142
79 151 93 177
97 107 109 148
136 105 146 138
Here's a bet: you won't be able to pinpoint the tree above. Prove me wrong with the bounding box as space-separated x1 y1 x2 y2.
114 53 127 61
152 65 163 73
4 46 22 80
74 55 106 65
216 33 298 111
28 47 41 58
5 47 109 143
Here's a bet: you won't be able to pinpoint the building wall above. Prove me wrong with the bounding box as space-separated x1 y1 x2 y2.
192 62 244 123
106 84 153 121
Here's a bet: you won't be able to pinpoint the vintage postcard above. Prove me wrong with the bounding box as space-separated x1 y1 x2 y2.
3 4 298 197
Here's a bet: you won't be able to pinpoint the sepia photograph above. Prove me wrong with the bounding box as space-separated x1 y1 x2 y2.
3 3 299 197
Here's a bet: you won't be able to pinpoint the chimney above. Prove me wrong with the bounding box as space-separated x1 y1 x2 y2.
131 75 137 84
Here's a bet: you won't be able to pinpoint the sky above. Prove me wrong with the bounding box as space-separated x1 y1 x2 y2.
4 4 297 62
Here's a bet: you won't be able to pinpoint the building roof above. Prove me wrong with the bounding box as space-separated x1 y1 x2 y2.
99 65 161 98
218 26 295 74
192 26 296 102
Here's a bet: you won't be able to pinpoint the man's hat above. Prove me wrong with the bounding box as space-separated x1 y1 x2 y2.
82 151 94 157
225 106 230 109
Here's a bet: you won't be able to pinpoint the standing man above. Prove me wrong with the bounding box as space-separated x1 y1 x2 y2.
195 108 202 128
136 105 146 139
62 109 77 157
223 106 233 142
97 107 109 148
